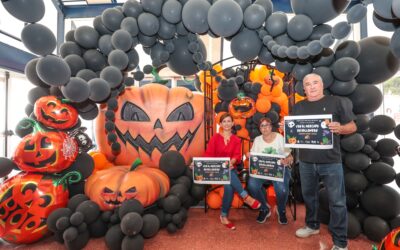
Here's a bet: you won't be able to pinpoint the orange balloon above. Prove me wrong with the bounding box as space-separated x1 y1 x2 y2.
233 118 246 128
215 111 227 125
271 93 288 107
207 191 222 209
261 84 272 96
271 81 283 97
212 90 220 104
199 64 223 92
91 152 113 171
295 93 306 103
258 65 270 83
236 128 249 139
231 193 244 208
249 68 259 82
266 185 277 208
256 97 271 113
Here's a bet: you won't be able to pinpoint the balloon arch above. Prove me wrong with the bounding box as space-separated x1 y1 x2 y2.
1 0 400 249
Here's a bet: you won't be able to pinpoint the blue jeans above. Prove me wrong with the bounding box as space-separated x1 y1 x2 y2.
299 162 347 248
247 168 291 215
221 169 248 217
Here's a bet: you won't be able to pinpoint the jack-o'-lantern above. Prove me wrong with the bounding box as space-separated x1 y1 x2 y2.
34 96 78 130
85 159 170 210
228 94 256 119
379 227 400 250
0 171 80 244
13 119 78 173
96 84 205 166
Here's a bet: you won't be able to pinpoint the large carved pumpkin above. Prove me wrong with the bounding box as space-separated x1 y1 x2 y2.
13 120 78 173
0 171 77 244
85 159 170 211
96 84 205 166
34 96 78 130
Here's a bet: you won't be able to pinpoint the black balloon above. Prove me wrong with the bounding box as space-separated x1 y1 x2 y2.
369 115 396 135
356 36 400 85
364 162 396 184
363 216 391 242
344 171 368 192
361 185 400 220
341 133 364 153
2 0 45 23
159 151 186 178
347 212 362 239
344 152 370 171
376 138 399 157
348 85 383 115
105 225 125 250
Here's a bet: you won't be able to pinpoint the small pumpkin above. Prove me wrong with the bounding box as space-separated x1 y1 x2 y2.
85 159 170 211
34 96 78 130
228 95 256 119
13 119 78 173
0 171 80 244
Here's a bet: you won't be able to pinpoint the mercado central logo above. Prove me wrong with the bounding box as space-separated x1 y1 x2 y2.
96 84 205 166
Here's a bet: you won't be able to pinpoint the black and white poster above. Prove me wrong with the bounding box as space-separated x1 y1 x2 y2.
249 153 285 182
284 114 333 149
193 157 230 184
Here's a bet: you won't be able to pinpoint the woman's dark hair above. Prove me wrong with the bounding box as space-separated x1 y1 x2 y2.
219 112 233 123
258 117 272 128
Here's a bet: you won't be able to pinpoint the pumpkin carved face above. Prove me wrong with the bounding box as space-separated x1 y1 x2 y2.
0 172 70 244
85 161 170 210
13 131 78 173
228 96 256 119
96 84 205 166
34 96 78 130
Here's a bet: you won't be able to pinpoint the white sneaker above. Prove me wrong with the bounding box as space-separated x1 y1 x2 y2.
331 246 348 250
295 226 320 238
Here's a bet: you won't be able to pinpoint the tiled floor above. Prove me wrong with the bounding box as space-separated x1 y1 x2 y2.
0 204 375 250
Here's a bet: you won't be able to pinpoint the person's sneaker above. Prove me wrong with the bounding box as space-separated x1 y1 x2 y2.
331 245 348 250
256 209 271 223
276 209 288 225
295 226 320 238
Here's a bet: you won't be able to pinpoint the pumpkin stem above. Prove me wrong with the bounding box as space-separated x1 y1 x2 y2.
130 158 143 171
60 98 71 104
18 118 43 133
151 67 168 84
55 171 82 186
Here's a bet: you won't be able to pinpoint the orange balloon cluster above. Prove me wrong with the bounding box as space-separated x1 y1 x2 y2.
197 64 224 93
233 67 289 142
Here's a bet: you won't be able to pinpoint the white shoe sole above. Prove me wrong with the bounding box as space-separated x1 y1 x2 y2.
295 229 320 238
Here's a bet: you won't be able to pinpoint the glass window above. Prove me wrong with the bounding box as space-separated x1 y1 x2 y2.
6 73 34 158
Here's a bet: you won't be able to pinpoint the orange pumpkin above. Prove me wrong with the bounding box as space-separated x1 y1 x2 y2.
206 191 222 209
228 96 256 119
85 159 170 210
96 84 205 166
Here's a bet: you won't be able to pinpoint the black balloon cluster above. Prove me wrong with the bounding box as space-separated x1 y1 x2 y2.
46 150 205 250
313 114 400 242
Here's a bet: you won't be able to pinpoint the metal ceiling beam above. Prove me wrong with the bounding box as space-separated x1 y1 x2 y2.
62 4 122 18
0 42 37 73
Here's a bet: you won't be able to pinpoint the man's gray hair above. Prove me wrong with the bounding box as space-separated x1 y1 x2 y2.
303 73 323 83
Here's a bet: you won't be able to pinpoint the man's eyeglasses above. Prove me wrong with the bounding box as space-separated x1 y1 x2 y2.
260 124 272 128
